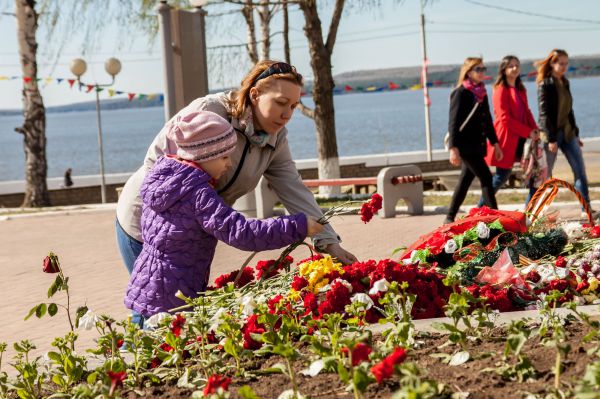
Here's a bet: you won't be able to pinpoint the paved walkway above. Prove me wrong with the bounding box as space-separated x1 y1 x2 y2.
0 149 597 367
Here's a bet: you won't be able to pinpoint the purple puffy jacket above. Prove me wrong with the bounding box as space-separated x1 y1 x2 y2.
125 156 308 317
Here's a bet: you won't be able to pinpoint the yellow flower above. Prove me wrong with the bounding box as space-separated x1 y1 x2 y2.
582 277 599 295
296 256 343 293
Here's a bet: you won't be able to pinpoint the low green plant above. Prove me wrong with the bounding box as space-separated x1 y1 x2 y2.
46 332 88 393
538 291 571 391
485 319 537 382
10 340 46 399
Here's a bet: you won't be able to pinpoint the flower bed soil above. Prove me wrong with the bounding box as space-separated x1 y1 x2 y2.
123 321 595 399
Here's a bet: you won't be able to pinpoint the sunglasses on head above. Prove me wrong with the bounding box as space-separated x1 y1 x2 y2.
473 66 487 73
254 62 303 85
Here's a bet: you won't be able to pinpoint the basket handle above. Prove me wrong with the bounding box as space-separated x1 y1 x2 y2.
525 178 594 226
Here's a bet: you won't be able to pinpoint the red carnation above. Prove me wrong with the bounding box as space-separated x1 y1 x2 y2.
591 226 600 238
555 256 567 268
302 292 319 315
370 193 383 212
159 342 174 352
267 295 284 314
359 202 374 223
203 374 231 395
170 314 186 337
107 371 127 395
317 280 352 316
525 270 541 283
241 314 265 350
256 256 293 280
371 348 407 383
212 267 255 289
576 280 590 293
149 357 161 368
43 253 60 274
342 342 372 366
291 275 308 291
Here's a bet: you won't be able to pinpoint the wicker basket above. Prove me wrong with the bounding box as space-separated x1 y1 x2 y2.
525 178 594 226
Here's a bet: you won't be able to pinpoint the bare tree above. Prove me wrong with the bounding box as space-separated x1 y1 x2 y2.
298 0 345 194
14 0 49 207
240 0 259 63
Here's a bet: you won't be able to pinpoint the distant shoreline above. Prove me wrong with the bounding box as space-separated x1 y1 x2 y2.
2 54 599 115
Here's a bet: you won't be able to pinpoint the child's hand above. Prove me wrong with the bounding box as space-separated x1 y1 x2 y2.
307 217 324 237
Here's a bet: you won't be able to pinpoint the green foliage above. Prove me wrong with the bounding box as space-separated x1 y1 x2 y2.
11 340 46 399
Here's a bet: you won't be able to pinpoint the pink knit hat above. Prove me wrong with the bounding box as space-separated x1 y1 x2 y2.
167 111 237 162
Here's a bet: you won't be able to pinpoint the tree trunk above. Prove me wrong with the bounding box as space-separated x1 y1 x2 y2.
257 0 270 60
299 0 345 195
15 0 49 207
241 0 259 64
282 0 290 63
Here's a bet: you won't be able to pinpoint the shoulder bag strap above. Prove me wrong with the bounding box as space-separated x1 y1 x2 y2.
459 102 479 132
217 129 250 195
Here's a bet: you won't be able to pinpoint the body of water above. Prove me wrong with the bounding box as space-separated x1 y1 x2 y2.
1 76 599 182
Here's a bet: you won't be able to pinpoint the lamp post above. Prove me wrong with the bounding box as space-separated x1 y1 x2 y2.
70 57 121 203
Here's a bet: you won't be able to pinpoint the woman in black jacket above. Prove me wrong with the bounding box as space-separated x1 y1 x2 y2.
535 49 593 214
445 57 503 223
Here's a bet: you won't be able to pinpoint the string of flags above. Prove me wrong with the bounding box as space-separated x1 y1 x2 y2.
0 75 163 103
2 63 600 99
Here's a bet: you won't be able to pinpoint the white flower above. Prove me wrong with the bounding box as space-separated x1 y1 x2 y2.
444 239 457 254
562 222 585 240
476 222 490 239
240 295 257 317
350 293 374 311
369 278 390 295
300 359 325 377
209 308 227 332
78 310 99 330
145 312 170 328
332 278 353 293
278 389 306 399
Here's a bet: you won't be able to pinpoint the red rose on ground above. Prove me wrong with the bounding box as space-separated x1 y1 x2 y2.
371 347 407 383
555 256 567 268
548 279 569 292
43 254 60 274
203 374 231 395
170 314 186 337
359 202 374 223
342 342 372 366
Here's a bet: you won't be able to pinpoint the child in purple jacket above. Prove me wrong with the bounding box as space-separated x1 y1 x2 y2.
125 111 322 318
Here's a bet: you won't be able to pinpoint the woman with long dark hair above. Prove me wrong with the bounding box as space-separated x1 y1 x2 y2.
445 57 503 224
480 55 539 205
535 49 594 214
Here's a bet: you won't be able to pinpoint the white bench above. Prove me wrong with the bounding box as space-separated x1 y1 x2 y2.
255 165 424 219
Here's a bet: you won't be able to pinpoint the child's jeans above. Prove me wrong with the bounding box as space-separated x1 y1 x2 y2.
115 219 145 328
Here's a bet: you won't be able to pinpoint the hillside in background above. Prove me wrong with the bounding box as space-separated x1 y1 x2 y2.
1 54 599 115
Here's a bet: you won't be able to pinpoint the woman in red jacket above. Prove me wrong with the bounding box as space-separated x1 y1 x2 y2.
481 55 539 205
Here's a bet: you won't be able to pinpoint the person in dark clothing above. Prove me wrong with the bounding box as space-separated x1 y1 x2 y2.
445 57 503 224
535 49 596 218
63 168 73 188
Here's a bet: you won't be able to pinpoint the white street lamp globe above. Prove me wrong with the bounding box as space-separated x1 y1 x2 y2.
70 58 87 78
105 57 122 77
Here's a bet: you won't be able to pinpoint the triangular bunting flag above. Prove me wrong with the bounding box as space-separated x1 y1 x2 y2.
23 77 32 83
127 93 136 101
44 77 53 84
138 94 146 100
0 76 8 80
56 78 63 84
35 78 41 82
388 82 399 90
116 91 123 95
86 84 95 93
147 94 156 100
108 89 115 97
67 79 75 88
159 94 164 102
344 85 353 92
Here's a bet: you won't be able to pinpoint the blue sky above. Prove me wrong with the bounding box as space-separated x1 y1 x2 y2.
0 0 599 109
